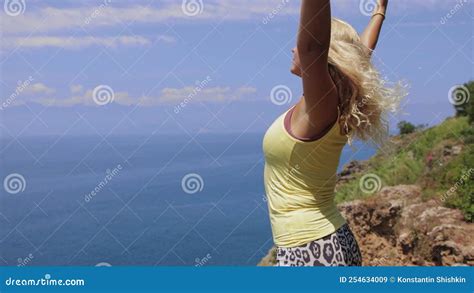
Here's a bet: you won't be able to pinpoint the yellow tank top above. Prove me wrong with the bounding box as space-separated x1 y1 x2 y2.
262 106 348 248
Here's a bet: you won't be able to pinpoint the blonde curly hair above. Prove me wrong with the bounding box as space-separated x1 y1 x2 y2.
328 18 407 147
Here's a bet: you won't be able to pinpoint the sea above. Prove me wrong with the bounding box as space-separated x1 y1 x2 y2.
0 133 375 266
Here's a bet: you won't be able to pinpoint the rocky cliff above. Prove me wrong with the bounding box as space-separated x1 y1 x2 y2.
259 184 473 266
258 116 473 266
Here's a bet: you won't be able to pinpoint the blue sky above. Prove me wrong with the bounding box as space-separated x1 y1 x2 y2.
0 0 472 137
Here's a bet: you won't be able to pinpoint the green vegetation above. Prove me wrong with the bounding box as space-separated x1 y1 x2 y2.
397 121 427 135
335 115 473 222
453 81 474 123
397 121 416 135
433 140 473 221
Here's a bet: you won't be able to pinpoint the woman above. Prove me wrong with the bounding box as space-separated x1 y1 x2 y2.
263 0 404 266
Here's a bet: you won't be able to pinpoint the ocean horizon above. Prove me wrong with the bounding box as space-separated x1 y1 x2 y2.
0 133 375 266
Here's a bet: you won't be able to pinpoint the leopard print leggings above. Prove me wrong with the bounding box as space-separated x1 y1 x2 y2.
275 223 362 266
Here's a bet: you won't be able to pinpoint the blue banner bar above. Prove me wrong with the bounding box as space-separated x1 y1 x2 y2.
1 266 472 292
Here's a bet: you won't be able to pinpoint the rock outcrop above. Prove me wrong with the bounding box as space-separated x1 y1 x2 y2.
259 184 474 266
340 184 474 266
336 160 368 186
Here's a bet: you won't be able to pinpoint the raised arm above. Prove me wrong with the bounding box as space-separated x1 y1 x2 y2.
297 0 338 128
360 0 388 52
297 0 331 55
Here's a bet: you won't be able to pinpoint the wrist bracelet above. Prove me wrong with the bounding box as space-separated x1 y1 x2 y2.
372 12 386 20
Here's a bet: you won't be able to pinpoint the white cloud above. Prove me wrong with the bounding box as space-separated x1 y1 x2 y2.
70 84 83 94
19 84 257 107
154 86 257 104
23 83 55 95
0 0 460 35
0 2 298 34
36 90 135 107
0 0 463 53
0 35 175 49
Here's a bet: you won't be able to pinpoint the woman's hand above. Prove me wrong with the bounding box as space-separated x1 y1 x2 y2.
377 0 388 9
360 0 388 52
375 0 388 14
